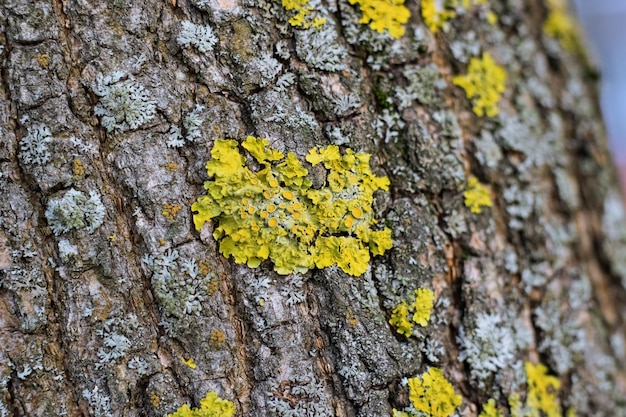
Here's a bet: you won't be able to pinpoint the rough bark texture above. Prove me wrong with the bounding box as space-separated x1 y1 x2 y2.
1 0 626 416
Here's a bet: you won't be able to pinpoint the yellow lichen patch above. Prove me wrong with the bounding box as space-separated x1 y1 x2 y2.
389 287 434 336
348 0 410 39
167 391 235 417
37 53 51 68
463 176 492 214
192 137 392 276
408 367 462 417
73 158 85 179
150 391 161 408
346 307 359 327
389 300 413 336
162 203 182 221
210 330 226 348
281 0 326 28
453 52 506 117
421 0 456 33
165 161 179 172
392 410 411 417
508 393 523 417
525 362 561 417
543 0 582 54
181 357 197 369
412 287 435 326
479 398 504 417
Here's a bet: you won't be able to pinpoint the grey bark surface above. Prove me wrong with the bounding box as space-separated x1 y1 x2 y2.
1 0 626 416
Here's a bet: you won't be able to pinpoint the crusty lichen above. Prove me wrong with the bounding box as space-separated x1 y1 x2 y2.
348 0 411 39
192 136 392 276
167 391 235 417
453 53 506 117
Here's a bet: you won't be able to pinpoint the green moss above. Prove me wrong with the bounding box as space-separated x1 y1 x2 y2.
192 136 392 276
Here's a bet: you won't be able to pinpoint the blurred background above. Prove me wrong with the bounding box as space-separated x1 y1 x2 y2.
573 0 626 194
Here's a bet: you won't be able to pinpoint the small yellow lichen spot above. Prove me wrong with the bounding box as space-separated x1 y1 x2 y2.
486 10 497 25
346 307 358 327
453 52 506 117
167 391 235 417
37 52 51 68
165 161 179 172
543 0 582 54
210 329 226 348
149 391 160 408
389 287 434 336
392 409 411 417
525 362 561 417
207 276 219 295
162 203 182 221
312 17 327 28
73 158 85 179
181 357 197 369
411 287 434 327
268 218 279 227
389 300 413 336
408 367 462 417
463 176 493 214
348 0 411 39
479 399 504 417
421 0 456 33
508 393 523 417
281 0 326 29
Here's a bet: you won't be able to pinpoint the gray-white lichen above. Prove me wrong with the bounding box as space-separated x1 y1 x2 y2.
177 20 218 53
93 72 157 133
45 188 105 236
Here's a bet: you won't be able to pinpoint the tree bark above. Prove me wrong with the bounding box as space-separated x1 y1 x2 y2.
1 0 626 416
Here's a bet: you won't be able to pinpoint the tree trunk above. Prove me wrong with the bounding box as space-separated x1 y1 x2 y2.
1 0 626 416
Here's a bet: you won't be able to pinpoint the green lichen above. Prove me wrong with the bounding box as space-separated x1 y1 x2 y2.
453 53 506 117
167 391 235 417
192 136 392 276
